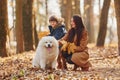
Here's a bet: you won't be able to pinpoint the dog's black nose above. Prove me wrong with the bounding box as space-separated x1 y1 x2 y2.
48 44 51 47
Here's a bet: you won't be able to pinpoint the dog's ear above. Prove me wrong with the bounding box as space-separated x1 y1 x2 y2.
40 36 45 41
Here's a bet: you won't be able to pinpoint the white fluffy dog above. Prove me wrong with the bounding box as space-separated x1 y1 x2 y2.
32 36 59 70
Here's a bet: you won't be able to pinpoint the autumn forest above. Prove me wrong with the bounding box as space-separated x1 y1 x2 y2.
0 0 120 79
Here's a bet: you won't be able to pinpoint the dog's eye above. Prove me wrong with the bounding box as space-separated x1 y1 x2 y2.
45 42 48 43
50 41 52 43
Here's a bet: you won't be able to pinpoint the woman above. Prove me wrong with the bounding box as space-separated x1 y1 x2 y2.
48 15 67 40
60 14 92 71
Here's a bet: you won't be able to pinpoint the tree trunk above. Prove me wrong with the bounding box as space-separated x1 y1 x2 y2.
33 11 39 48
15 0 24 53
0 0 8 57
45 0 48 27
60 0 72 30
22 0 34 51
66 0 72 29
84 0 95 43
72 0 81 15
60 0 67 29
114 0 120 55
96 0 111 46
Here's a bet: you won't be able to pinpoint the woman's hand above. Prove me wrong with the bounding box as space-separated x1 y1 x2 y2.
61 41 69 51
59 40 77 54
59 40 67 44
68 43 77 54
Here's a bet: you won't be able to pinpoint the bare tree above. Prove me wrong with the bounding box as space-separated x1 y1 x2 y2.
22 0 34 51
60 0 81 30
84 0 95 43
45 0 48 27
15 0 24 53
60 0 72 30
72 0 81 15
33 10 39 48
0 0 8 57
96 0 111 46
114 0 120 55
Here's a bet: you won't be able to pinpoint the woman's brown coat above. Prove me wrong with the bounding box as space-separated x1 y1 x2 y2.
61 28 92 68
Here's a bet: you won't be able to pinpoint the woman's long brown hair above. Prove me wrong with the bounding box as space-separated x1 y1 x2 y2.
67 15 85 46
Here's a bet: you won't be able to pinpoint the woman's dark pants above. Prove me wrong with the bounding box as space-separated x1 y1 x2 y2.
61 51 74 64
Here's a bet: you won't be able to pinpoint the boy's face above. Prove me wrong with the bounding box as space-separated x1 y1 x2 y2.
49 21 57 28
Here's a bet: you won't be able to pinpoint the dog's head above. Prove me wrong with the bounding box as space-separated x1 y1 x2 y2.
39 36 58 51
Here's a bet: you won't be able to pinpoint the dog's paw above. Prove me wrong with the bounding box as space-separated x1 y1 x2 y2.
41 66 46 70
51 65 56 70
39 68 46 71
51 61 57 70
32 63 39 68
40 64 46 70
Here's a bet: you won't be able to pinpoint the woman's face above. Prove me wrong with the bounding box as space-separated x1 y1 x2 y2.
71 18 76 28
49 21 57 28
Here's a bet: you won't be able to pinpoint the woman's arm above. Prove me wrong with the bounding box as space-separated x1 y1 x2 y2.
75 30 88 52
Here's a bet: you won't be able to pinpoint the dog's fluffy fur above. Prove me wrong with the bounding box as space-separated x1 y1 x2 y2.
32 36 59 70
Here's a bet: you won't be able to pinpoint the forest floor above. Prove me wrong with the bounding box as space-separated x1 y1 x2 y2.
0 45 120 80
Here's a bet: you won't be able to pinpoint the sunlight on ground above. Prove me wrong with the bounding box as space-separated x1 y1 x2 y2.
88 43 118 48
0 46 120 79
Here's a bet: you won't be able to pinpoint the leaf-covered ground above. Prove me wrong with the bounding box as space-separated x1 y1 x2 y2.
0 46 120 80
